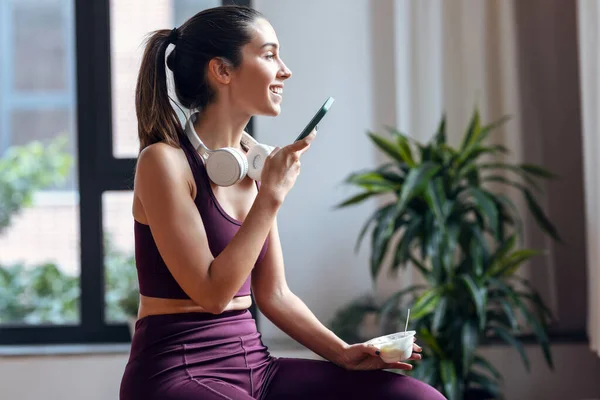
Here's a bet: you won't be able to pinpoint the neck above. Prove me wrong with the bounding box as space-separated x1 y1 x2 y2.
192 101 251 151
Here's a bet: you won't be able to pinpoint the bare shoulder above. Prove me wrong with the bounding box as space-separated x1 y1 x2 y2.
135 142 193 199
137 142 184 172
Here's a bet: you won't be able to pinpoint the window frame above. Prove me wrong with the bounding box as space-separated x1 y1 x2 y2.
0 0 253 345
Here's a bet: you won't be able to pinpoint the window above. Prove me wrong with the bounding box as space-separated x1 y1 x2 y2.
0 0 251 345
0 0 80 329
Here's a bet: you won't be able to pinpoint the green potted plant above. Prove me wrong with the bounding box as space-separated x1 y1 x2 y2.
332 109 559 400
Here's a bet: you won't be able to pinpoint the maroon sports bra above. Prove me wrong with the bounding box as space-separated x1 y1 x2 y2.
134 133 269 299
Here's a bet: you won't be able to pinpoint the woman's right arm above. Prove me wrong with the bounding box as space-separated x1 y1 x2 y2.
135 136 312 313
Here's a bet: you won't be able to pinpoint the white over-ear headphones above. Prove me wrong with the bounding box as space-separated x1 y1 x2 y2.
184 113 274 186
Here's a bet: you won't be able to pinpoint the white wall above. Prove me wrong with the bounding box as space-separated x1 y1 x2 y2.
251 0 378 343
1 1 600 400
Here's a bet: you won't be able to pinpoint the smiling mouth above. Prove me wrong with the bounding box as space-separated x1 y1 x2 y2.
270 86 283 95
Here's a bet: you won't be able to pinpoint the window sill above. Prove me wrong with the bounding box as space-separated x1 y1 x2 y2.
0 343 131 358
0 338 319 359
0 331 589 358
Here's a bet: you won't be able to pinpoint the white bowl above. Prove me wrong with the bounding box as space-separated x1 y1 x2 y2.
365 330 416 363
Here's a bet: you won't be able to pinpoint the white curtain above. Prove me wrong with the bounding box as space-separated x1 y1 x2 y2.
373 0 560 314
577 0 600 358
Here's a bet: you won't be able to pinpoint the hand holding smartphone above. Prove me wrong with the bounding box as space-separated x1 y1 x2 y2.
294 97 335 142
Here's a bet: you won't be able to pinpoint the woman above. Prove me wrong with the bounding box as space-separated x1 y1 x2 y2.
120 5 446 400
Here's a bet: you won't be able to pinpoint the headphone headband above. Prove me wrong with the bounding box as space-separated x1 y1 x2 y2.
185 112 256 155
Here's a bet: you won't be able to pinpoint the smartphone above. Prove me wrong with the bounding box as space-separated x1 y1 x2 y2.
294 97 335 142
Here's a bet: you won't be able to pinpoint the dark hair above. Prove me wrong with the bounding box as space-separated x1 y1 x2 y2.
135 5 263 151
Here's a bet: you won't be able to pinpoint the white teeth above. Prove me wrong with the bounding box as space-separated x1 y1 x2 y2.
270 87 283 95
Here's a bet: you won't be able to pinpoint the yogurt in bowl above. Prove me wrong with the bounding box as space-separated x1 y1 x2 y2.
365 330 416 363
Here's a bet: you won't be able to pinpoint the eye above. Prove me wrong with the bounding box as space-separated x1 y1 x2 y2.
265 53 276 60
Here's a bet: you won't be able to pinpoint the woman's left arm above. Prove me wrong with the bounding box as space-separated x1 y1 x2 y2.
252 219 418 372
251 218 350 365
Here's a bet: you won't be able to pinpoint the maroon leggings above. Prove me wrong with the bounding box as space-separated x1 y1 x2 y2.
119 310 446 400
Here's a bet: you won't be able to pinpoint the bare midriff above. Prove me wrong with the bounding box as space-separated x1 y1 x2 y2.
137 294 253 319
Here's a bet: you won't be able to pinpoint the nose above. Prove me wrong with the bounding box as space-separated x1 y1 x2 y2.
278 60 292 80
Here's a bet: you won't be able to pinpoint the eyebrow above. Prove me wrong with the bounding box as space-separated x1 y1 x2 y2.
261 42 279 49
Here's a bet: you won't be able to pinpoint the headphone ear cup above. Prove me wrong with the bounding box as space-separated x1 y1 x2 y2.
205 148 248 186
246 144 274 181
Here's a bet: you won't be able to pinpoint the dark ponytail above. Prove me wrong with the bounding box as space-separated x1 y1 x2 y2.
135 29 182 151
135 5 263 151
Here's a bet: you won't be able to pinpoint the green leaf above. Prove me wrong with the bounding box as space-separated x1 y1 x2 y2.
495 194 525 243
524 189 562 242
470 233 485 277
462 320 479 377
370 205 398 279
456 146 509 175
498 298 520 331
428 229 445 281
482 174 541 193
379 285 426 318
440 359 459 400
509 276 554 320
509 291 554 370
393 133 417 167
334 191 378 208
396 162 440 215
479 162 555 188
460 274 487 331
468 188 499 236
419 144 433 162
375 163 406 184
490 249 541 278
490 325 530 371
418 327 445 358
344 171 401 192
354 205 393 253
425 178 447 227
467 371 502 398
490 234 517 267
435 114 447 145
476 115 512 146
411 287 442 319
408 254 432 280
460 108 482 152
473 354 503 382
392 215 422 271
431 296 448 334
368 132 412 165
520 163 558 179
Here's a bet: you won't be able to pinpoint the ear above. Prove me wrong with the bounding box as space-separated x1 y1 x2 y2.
207 57 233 85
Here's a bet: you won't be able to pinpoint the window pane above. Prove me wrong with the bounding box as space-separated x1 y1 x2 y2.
11 109 77 190
110 0 221 158
103 191 137 324
13 0 69 91
0 0 79 326
0 182 80 326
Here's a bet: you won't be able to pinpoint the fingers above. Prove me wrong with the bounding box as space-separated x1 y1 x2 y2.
385 362 413 371
365 344 380 357
413 343 422 352
267 146 282 160
297 143 311 156
289 129 317 152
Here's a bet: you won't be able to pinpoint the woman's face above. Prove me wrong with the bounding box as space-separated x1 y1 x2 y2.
229 18 292 117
